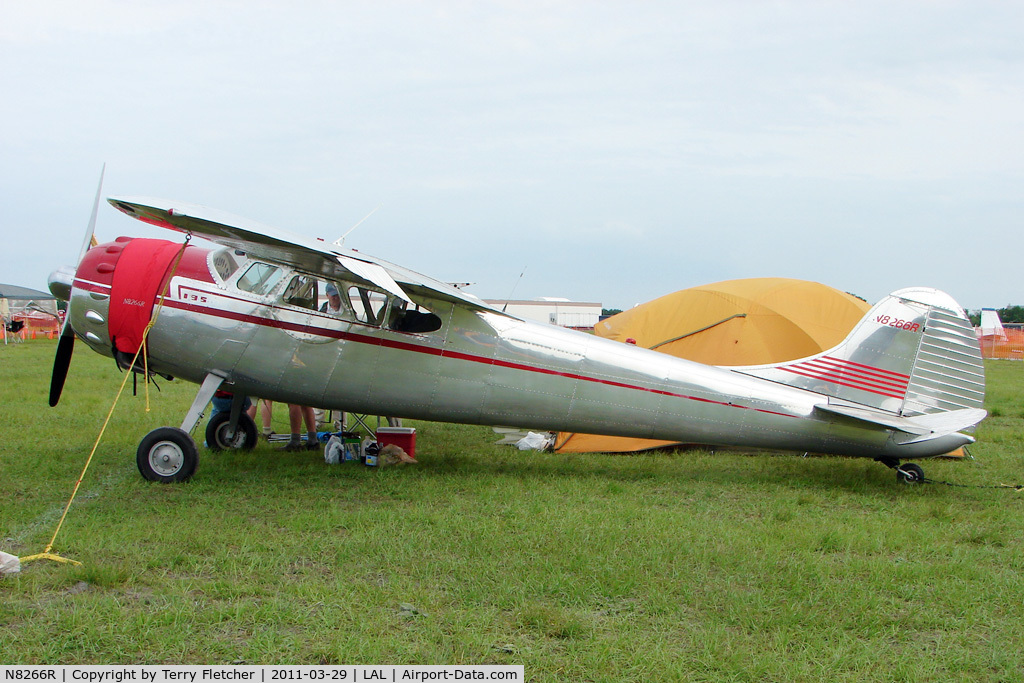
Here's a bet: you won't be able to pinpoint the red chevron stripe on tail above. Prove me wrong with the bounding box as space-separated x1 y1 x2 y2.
734 287 984 417
779 356 910 400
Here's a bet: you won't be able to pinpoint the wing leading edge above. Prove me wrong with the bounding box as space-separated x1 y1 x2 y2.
107 196 509 315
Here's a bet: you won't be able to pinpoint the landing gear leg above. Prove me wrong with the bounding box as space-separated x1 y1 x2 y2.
179 373 226 433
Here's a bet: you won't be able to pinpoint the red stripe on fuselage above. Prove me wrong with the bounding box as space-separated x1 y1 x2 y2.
72 278 112 295
159 295 797 420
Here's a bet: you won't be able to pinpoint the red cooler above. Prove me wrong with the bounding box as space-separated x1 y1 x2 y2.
375 427 416 457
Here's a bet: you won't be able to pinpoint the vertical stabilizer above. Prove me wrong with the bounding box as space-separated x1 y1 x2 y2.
737 287 985 417
980 308 1007 340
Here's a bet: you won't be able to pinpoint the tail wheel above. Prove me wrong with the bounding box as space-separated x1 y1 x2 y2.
896 463 925 484
205 411 258 452
137 427 199 483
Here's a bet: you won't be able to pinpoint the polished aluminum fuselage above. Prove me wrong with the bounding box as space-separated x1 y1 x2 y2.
67 255 968 460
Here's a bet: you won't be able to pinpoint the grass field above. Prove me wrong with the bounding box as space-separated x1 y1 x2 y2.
2 339 1023 680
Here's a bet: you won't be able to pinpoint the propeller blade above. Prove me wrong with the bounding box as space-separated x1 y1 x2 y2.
79 163 105 262
48 323 75 407
49 165 105 407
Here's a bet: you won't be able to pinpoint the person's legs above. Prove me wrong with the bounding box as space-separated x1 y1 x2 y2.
302 406 318 450
280 404 305 450
260 400 274 438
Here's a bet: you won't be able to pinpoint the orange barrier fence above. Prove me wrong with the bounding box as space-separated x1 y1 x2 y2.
979 329 1024 360
3 314 60 342
12 316 60 335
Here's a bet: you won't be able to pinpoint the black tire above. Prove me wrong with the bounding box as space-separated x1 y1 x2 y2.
896 463 925 484
205 411 258 452
137 427 199 483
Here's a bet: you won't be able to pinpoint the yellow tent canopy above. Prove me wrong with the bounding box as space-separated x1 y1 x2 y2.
555 278 871 453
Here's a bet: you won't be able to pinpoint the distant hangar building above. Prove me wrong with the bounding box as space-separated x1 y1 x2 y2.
484 297 602 330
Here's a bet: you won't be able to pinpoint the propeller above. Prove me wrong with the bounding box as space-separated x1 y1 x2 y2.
49 165 104 407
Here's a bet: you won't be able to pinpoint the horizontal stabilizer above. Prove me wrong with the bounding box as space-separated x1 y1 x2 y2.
815 401 986 441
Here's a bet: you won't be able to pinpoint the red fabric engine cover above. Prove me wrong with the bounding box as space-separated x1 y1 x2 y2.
107 238 184 354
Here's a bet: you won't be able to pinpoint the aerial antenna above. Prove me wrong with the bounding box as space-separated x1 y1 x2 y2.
502 265 527 312
333 203 382 247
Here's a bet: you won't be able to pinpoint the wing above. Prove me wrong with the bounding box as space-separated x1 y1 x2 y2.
108 196 509 315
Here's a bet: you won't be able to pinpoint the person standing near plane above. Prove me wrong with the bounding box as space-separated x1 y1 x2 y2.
259 399 275 440
280 404 319 451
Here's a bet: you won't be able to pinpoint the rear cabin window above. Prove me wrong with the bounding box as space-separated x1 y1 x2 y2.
348 286 388 325
345 286 443 332
236 262 283 296
388 300 443 334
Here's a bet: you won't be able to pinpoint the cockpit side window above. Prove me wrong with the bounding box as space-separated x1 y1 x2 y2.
237 262 284 296
211 248 241 282
282 275 319 310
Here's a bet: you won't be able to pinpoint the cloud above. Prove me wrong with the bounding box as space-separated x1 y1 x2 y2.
2 1 1023 310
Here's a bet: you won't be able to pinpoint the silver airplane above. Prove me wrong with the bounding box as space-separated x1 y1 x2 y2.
47 194 987 484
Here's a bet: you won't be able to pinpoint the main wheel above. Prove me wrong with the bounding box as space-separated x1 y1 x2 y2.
137 427 199 483
896 463 925 484
205 411 258 452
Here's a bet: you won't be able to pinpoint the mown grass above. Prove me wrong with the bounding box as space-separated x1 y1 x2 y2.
2 339 1023 680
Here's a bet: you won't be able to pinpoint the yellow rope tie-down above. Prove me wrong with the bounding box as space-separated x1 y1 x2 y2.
21 235 192 567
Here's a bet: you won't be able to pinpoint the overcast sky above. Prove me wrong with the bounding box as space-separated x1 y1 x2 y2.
2 1 1022 312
